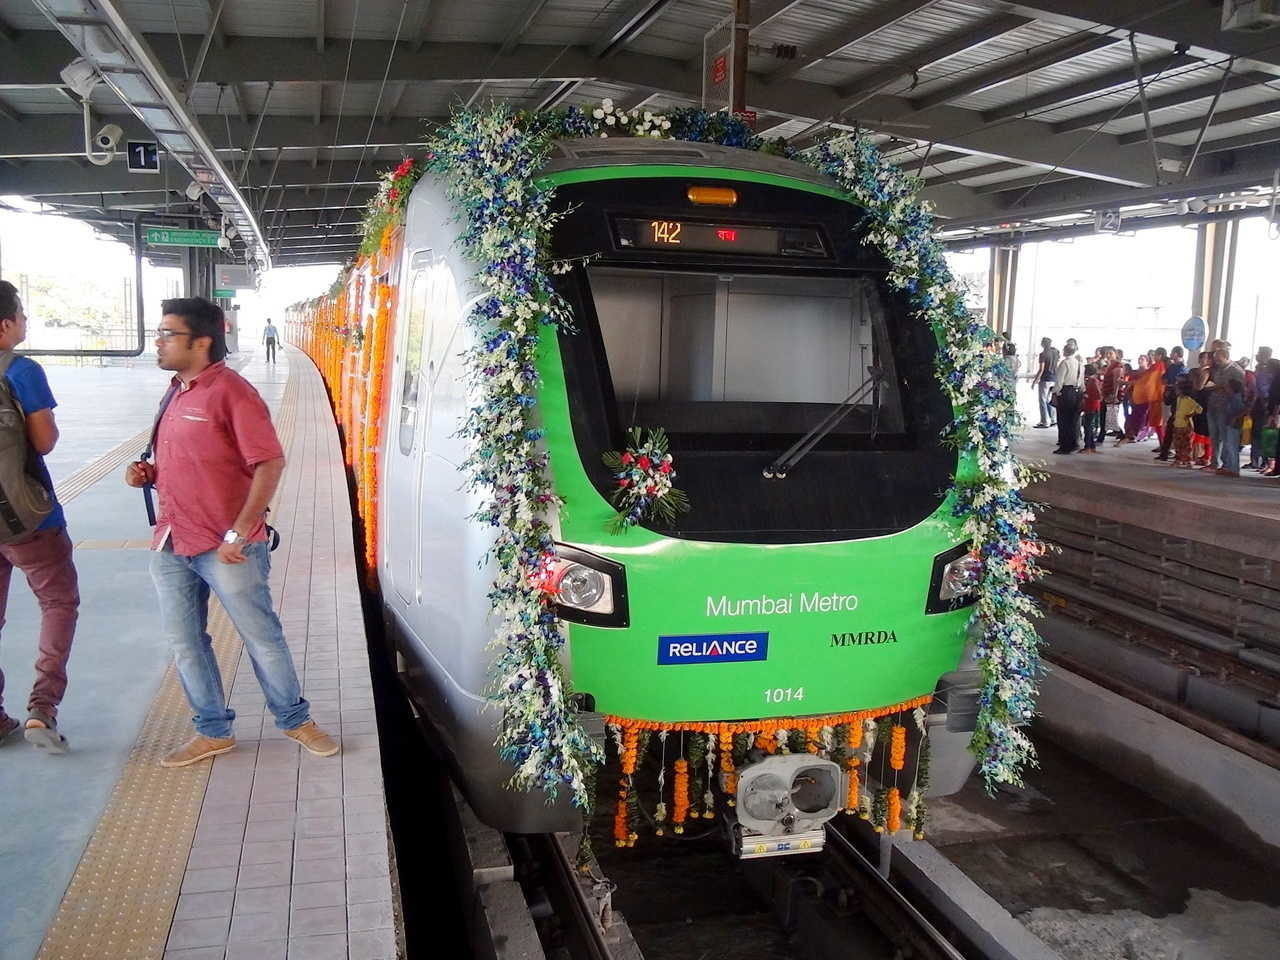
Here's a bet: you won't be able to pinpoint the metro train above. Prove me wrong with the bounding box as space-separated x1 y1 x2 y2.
307 137 984 851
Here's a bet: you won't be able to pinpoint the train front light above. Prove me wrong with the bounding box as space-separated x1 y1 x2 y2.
940 552 983 601
555 563 608 610
546 544 630 628
926 542 981 614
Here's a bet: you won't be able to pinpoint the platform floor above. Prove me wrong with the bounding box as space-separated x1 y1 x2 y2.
1014 413 1280 561
0 348 397 960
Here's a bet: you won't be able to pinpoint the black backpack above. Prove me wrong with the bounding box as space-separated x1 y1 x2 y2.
0 351 54 543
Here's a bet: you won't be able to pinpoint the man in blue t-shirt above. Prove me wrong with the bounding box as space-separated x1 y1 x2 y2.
0 280 79 753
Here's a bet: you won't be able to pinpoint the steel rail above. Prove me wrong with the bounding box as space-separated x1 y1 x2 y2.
823 824 971 960
542 834 615 960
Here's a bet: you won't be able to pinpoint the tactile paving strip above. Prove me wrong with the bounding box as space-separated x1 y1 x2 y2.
36 365 300 960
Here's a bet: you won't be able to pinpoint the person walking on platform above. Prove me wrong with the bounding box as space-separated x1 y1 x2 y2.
1051 339 1083 454
262 318 280 364
125 297 338 767
0 281 79 754
1031 337 1059 429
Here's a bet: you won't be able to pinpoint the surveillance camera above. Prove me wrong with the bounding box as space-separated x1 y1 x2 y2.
94 123 123 151
1187 198 1208 214
185 181 205 202
218 236 231 250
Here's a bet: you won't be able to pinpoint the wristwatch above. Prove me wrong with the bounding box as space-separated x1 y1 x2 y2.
223 529 246 545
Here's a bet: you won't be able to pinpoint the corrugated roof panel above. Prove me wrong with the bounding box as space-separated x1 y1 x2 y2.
1100 86 1280 138
0 87 81 115
1161 113 1280 146
943 36 1178 112
1023 61 1239 124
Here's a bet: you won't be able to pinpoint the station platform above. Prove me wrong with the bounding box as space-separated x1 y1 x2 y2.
0 348 398 960
1015 422 1280 563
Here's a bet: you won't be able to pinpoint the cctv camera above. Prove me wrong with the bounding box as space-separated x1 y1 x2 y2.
185 181 205 202
95 123 123 151
1187 198 1208 214
218 236 231 250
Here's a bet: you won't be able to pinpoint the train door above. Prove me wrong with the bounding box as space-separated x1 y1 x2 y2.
386 249 433 605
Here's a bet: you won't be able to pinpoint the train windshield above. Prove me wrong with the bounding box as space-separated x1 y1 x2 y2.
587 267 904 445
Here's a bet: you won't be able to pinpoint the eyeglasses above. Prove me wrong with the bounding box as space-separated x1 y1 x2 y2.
155 328 195 340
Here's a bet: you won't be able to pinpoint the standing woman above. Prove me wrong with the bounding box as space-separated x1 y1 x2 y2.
1102 348 1125 439
1119 354 1154 444
1144 347 1169 444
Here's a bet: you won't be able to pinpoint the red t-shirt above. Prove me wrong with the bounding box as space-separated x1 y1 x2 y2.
1083 376 1102 412
152 362 284 556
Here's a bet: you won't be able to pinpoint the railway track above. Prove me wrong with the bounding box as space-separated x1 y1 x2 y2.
519 816 978 960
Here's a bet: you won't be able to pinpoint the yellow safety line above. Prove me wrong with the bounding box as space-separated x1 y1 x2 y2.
36 363 300 960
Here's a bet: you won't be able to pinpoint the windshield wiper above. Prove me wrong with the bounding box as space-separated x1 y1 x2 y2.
763 366 885 480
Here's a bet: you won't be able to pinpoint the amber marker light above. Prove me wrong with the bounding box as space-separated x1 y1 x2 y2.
686 186 738 206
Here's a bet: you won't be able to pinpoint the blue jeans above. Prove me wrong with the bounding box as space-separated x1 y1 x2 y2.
1221 424 1242 473
150 541 308 739
1037 381 1056 425
1207 411 1229 470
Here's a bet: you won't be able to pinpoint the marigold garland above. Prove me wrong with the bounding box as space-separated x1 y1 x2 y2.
672 758 690 834
887 787 902 834
889 725 907 771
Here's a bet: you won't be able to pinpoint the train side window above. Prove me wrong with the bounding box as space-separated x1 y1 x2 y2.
398 255 433 454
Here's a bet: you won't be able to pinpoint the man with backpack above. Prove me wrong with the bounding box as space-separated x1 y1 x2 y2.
124 297 337 767
0 280 79 754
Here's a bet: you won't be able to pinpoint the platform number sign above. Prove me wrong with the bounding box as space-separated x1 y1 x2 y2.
1094 209 1122 233
126 141 160 174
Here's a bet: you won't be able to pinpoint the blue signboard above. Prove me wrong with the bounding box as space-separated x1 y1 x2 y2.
1181 316 1206 352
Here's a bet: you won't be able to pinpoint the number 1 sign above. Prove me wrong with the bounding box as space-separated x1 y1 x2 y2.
126 141 160 174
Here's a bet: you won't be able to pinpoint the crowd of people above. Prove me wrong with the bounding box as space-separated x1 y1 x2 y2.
1026 336 1279 477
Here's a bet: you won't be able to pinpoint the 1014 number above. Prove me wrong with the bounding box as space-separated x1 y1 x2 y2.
764 687 804 703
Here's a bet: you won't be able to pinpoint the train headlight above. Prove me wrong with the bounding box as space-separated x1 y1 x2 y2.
926 542 981 614
556 563 608 610
940 552 983 601
545 544 630 628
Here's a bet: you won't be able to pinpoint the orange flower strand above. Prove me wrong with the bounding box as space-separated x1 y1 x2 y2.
887 787 902 833
602 696 932 741
672 759 690 834
889 724 907 771
845 760 860 813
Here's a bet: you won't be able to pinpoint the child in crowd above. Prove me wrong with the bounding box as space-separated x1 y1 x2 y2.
1081 363 1102 453
1171 376 1202 468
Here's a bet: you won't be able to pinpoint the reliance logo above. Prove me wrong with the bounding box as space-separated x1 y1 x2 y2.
658 632 769 665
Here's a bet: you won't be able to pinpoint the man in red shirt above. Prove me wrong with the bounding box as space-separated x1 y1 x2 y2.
125 297 338 767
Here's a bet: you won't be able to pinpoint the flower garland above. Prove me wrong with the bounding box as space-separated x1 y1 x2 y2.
321 96 1044 810
422 109 601 805
359 157 420 257
601 427 690 534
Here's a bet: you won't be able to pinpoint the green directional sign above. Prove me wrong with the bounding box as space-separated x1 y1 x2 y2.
213 288 235 298
145 227 222 248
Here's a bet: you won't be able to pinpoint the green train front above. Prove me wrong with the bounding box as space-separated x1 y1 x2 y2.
534 143 979 772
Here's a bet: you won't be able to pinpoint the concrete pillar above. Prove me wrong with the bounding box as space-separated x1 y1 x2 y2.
1192 221 1231 348
986 246 1019 336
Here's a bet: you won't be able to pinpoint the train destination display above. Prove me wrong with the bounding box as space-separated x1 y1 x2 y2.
613 217 827 257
